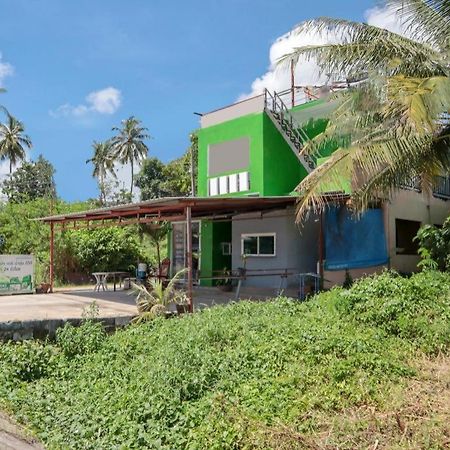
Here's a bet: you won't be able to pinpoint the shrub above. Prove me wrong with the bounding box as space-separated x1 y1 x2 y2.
0 340 57 382
338 270 450 353
56 320 106 359
415 216 450 271
67 227 142 274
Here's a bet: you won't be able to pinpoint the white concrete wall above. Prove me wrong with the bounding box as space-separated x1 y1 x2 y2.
384 190 449 274
231 208 319 288
201 94 265 128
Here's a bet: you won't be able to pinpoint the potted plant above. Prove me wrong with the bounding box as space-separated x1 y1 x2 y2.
216 267 233 292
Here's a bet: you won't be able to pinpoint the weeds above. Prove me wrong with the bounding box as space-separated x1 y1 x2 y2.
0 271 448 449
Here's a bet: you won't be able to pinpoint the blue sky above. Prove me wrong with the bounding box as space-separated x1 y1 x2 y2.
0 0 376 201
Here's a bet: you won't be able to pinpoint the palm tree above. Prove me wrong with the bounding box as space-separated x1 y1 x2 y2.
138 221 171 269
278 0 450 220
110 116 150 197
86 141 116 205
0 112 32 174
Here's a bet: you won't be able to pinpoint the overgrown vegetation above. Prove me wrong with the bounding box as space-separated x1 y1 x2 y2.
0 198 165 285
0 270 449 449
0 198 95 284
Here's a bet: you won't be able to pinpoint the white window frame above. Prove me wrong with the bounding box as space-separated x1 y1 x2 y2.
208 171 250 196
221 242 232 256
238 171 250 192
209 177 219 196
228 174 238 193
241 232 276 257
219 175 228 195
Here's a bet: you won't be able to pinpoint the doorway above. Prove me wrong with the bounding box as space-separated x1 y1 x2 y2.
171 221 201 282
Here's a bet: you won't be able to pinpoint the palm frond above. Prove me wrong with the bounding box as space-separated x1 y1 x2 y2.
278 11 449 79
388 0 450 49
384 75 450 133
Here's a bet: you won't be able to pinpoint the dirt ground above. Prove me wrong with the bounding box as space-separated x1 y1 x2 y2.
0 412 43 450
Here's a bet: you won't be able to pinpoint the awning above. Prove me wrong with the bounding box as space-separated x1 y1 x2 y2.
35 196 299 227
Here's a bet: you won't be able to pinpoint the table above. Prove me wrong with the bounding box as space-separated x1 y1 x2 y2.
92 272 130 292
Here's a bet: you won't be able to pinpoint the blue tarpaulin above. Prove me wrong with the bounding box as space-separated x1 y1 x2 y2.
324 206 388 270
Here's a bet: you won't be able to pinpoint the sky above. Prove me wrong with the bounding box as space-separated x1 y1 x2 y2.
0 0 388 201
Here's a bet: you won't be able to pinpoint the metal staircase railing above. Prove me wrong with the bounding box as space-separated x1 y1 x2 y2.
433 175 450 200
264 89 315 173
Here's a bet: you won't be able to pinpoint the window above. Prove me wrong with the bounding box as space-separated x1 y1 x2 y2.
219 176 228 195
208 171 250 196
395 219 421 255
229 174 238 193
209 178 218 196
238 171 250 192
241 233 276 256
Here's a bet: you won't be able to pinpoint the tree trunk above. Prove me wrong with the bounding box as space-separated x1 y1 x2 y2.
100 173 105 206
156 241 161 271
9 160 12 174
130 160 134 198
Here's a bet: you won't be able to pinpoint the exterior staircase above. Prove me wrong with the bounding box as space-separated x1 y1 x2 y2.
264 89 316 173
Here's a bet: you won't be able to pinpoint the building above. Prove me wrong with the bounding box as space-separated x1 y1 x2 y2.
39 87 449 301
169 87 449 290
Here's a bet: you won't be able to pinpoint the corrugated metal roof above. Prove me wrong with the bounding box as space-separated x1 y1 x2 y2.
35 196 299 223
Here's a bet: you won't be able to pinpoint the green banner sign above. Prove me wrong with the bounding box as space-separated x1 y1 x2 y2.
0 255 34 295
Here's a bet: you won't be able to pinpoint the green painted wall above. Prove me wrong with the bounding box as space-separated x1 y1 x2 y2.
200 221 214 285
212 221 232 276
199 220 231 286
262 113 308 196
197 100 340 197
197 112 264 197
196 99 340 277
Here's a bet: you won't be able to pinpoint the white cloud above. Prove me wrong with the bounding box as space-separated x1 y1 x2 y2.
86 87 122 114
50 86 122 118
0 53 14 87
0 160 10 177
239 5 410 100
365 6 406 35
238 29 336 100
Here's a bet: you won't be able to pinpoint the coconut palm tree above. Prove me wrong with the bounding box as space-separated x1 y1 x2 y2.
0 113 32 174
138 221 171 269
110 116 150 197
86 140 116 205
278 0 450 220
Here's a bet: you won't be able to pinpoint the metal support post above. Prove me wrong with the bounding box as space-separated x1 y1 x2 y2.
185 206 193 313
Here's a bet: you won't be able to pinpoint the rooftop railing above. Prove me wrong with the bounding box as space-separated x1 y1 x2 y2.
401 175 450 200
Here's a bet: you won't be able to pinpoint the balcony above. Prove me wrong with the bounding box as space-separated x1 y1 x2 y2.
401 175 450 200
433 175 450 200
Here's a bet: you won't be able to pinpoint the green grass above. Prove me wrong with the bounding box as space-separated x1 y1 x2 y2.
0 270 449 449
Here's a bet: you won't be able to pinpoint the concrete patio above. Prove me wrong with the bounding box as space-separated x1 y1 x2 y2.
0 289 137 323
0 288 138 341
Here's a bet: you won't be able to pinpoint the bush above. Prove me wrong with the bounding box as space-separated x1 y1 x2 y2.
67 227 143 274
0 340 57 382
56 320 106 359
0 198 99 284
415 215 450 271
337 270 450 353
